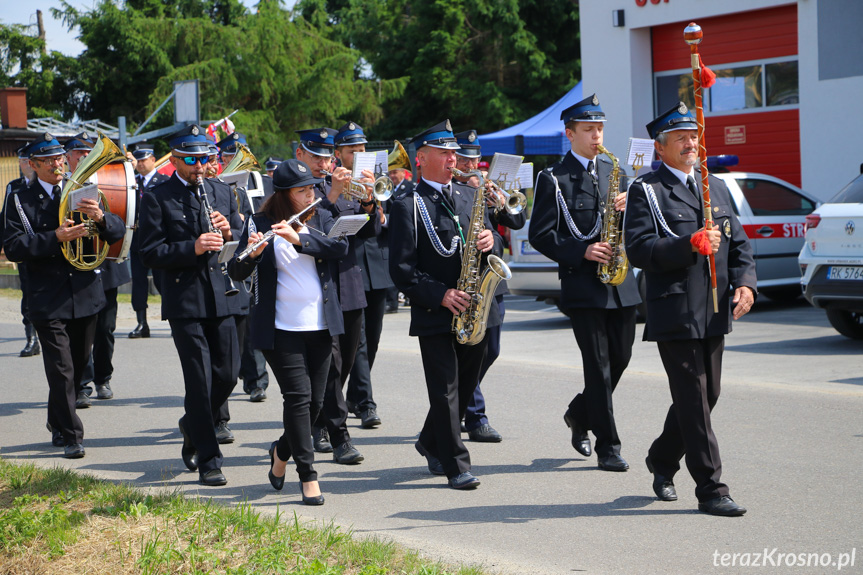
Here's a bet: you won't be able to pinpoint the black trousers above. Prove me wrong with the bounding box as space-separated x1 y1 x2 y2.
81 287 119 390
567 306 636 458
315 308 363 447
649 336 729 502
240 314 269 392
465 295 505 430
33 315 98 445
215 314 250 425
346 288 388 411
417 332 489 478
129 250 150 312
169 316 238 474
19 262 31 324
262 329 331 483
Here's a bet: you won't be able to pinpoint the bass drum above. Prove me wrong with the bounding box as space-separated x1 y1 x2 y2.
91 161 137 262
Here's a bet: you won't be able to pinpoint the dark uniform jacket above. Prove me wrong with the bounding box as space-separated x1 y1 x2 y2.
131 171 170 253
388 178 504 337
139 173 244 320
315 179 380 311
2 178 126 321
228 210 348 349
0 176 29 252
529 151 641 310
623 164 757 341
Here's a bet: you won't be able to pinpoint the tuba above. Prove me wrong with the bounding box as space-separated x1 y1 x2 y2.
450 167 512 345
221 143 262 212
57 132 126 271
595 144 629 286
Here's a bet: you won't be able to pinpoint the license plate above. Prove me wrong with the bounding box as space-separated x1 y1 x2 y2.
520 240 541 256
827 266 863 280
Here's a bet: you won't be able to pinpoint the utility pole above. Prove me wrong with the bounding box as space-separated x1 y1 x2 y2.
36 10 47 54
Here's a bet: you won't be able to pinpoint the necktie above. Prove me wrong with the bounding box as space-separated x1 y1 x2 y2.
441 184 451 199
51 185 60 200
687 175 700 199
136 174 145 197
587 160 599 194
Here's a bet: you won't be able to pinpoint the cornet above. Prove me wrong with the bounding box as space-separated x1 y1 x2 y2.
322 169 393 203
486 180 527 215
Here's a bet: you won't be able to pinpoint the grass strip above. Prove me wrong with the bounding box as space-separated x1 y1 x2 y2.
0 459 486 575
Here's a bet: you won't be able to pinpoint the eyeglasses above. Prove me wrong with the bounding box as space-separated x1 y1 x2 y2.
36 156 67 165
174 155 209 166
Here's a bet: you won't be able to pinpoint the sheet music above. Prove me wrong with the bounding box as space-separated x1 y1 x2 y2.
327 214 370 238
626 138 655 171
69 184 100 211
515 163 534 190
219 241 239 263
487 153 524 190
352 152 377 179
374 150 388 176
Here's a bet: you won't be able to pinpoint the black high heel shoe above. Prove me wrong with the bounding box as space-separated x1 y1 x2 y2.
300 481 325 506
268 441 285 491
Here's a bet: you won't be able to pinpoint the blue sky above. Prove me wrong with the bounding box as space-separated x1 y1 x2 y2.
2 1 281 56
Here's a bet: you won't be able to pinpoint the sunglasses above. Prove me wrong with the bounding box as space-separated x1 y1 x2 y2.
174 155 209 166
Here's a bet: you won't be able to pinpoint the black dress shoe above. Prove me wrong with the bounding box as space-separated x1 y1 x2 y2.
698 495 747 517
20 325 41 357
645 456 677 501
215 421 234 444
250 388 267 402
128 323 150 339
178 418 198 472
312 427 333 453
333 442 364 464
51 430 64 447
200 469 227 486
597 453 630 472
75 391 91 409
468 424 502 443
300 482 325 506
414 441 445 475
448 472 480 490
460 421 467 433
268 441 285 491
359 408 382 428
95 383 113 400
64 443 85 459
563 409 591 457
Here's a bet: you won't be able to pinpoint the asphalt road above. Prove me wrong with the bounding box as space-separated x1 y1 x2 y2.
1 294 861 574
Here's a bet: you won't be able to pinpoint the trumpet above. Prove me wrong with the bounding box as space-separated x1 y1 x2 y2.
235 198 323 262
485 180 527 215
321 169 393 203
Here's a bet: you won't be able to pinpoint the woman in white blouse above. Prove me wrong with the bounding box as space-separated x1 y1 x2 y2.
229 159 348 505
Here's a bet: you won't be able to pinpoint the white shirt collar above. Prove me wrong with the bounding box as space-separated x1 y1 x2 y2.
175 173 191 188
663 163 696 187
143 169 158 186
37 178 59 198
569 150 596 172
421 177 451 194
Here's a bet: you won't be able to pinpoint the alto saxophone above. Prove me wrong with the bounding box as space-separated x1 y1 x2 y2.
450 168 512 346
595 144 629 286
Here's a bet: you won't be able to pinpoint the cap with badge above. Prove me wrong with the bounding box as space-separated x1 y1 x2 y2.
17 144 30 159
335 121 368 147
265 157 283 171
646 102 698 140
25 133 66 158
64 131 95 152
454 130 481 158
560 93 606 124
296 128 337 157
206 139 219 156
167 124 210 155
129 142 156 161
272 159 324 190
412 120 460 150
216 132 247 154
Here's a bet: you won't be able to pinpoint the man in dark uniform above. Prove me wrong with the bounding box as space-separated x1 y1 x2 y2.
452 130 525 443
296 126 377 464
139 124 244 486
624 102 756 516
529 94 641 472
3 133 126 457
128 143 170 338
389 120 503 489
336 121 387 429
64 132 132 404
265 157 282 178
384 164 413 313
1 145 40 357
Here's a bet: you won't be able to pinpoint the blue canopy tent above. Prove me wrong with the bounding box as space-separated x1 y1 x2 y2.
478 82 582 156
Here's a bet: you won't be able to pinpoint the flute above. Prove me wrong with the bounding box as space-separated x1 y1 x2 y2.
235 198 322 262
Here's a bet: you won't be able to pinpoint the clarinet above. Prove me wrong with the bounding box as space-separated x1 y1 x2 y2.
235 198 322 262
196 176 240 296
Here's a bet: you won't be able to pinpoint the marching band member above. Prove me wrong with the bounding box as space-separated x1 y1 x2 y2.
529 94 640 472
624 103 756 516
336 121 387 430
384 164 412 313
451 129 524 444
228 158 349 505
3 133 125 457
388 120 503 489
265 157 283 178
128 143 169 339
139 124 243 486
295 126 377 465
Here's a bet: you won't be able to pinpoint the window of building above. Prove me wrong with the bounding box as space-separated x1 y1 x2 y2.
654 58 798 116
